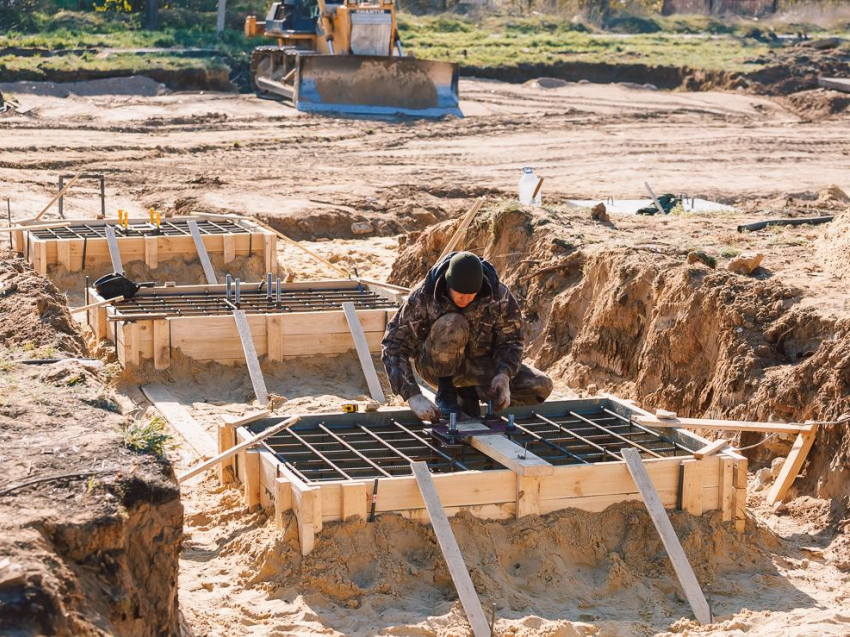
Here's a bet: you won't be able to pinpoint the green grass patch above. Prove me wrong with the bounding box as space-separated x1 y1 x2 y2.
124 416 172 457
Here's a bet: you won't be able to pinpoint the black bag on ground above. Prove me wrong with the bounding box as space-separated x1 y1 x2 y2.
94 273 146 300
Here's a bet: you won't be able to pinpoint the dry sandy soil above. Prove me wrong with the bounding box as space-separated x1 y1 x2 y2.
1 78 850 636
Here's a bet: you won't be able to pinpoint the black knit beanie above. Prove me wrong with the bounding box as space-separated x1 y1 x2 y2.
445 252 483 294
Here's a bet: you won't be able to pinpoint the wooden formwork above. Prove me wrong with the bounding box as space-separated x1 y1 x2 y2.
12 217 276 275
86 280 402 368
218 396 748 556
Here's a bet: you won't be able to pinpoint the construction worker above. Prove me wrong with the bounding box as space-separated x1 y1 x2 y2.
381 251 553 422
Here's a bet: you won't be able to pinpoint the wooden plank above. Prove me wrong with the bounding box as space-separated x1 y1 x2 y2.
141 384 216 459
104 225 124 274
374 470 516 513
719 457 734 523
681 459 703 516
221 410 271 427
621 448 711 626
177 415 300 482
233 310 269 406
280 308 390 336
258 449 277 509
341 481 368 521
516 475 541 517
453 424 553 477
242 449 261 509
693 438 728 459
126 322 141 366
57 240 72 271
144 235 158 269
293 485 321 556
342 302 386 403
35 240 48 275
411 462 491 637
153 320 170 370
217 423 236 485
267 314 283 362
187 219 218 284
766 425 819 506
264 232 276 274
634 416 809 435
733 457 748 533
275 477 293 529
438 197 484 262
222 234 236 264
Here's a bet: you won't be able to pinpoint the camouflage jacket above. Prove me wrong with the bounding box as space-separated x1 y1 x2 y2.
381 253 524 400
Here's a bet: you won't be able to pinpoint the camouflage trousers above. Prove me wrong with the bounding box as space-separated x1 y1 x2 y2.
414 313 554 406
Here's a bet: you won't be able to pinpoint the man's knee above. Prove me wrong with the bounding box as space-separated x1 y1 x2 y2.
511 366 554 405
428 313 469 353
421 313 470 378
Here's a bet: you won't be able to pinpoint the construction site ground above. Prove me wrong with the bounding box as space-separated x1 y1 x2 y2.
2 75 850 636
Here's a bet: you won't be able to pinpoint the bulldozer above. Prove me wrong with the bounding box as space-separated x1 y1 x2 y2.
244 0 461 118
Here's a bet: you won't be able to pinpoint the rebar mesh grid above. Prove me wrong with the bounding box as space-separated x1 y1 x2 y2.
261 406 695 483
29 218 250 241
113 286 397 317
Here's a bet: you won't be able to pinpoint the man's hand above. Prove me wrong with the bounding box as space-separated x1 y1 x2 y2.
408 394 442 423
488 373 511 412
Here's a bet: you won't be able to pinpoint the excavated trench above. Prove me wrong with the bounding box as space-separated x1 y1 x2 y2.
388 202 850 508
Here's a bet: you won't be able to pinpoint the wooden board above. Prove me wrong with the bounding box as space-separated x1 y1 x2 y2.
453 423 553 477
635 415 810 435
233 310 269 406
411 462 491 637
188 220 218 284
621 449 711 626
141 384 216 458
104 225 123 274
818 77 850 94
693 438 728 459
766 426 819 506
342 302 386 403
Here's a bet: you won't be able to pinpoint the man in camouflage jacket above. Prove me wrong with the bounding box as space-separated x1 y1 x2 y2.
381 251 553 422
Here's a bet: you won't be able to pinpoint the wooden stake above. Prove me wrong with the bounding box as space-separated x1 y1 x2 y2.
178 415 300 483
141 384 216 459
438 197 484 263
342 302 386 403
30 172 82 222
104 225 123 274
621 448 711 625
233 309 269 406
250 217 351 278
188 219 218 284
693 438 728 459
69 295 124 314
766 425 819 506
411 462 491 637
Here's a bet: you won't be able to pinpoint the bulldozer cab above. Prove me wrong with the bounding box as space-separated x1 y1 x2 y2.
264 0 322 36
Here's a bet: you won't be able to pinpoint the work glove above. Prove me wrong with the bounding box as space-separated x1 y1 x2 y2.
408 394 442 423
488 373 511 412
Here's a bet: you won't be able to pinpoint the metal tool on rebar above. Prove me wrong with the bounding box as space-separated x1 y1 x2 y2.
368 478 379 522
234 278 241 305
225 274 232 302
275 277 282 305
266 273 273 300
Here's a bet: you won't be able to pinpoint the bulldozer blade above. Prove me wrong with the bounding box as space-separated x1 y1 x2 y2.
294 55 461 118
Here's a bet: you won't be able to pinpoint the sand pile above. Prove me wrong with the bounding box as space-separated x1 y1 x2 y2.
815 208 850 281
182 475 817 637
0 248 86 357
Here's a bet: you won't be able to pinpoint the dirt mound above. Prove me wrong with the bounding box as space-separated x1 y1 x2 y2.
388 202 850 505
784 88 850 120
815 208 850 280
0 75 170 98
0 249 86 357
0 252 182 635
